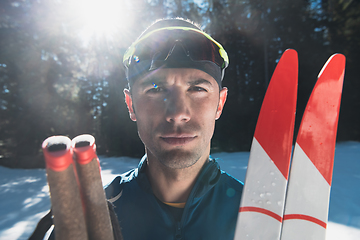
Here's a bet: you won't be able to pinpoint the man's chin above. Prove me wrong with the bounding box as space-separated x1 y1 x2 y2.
155 149 203 169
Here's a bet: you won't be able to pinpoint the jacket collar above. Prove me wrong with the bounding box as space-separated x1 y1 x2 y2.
135 154 221 199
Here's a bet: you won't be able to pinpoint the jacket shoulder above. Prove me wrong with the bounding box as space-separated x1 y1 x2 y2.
220 170 244 192
105 168 138 201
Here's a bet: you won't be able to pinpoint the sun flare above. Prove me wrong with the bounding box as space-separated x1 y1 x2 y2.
70 0 129 42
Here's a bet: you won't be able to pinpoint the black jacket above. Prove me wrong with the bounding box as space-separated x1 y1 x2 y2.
105 155 243 240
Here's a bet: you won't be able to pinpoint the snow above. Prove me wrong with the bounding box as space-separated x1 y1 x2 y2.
0 142 359 239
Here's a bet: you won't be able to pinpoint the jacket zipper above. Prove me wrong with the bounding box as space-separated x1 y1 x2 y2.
175 221 182 239
175 160 214 240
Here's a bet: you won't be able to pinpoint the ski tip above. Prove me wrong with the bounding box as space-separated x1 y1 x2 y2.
329 53 345 60
274 49 298 81
283 48 298 56
281 49 298 63
318 54 346 79
254 48 298 180
296 53 346 185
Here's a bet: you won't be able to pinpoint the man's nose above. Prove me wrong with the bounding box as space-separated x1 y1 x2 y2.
165 89 191 123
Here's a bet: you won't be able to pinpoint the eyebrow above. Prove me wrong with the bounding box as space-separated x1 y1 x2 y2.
137 76 214 89
138 76 167 88
187 78 214 87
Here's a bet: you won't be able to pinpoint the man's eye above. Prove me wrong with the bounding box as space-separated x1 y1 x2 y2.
147 88 161 93
146 84 164 93
190 86 207 92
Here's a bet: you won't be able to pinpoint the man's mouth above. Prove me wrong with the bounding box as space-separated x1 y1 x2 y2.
160 135 196 145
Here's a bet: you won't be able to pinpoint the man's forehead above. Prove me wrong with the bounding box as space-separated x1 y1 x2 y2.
137 68 218 86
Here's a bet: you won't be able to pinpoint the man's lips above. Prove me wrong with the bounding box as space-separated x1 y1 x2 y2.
160 135 196 145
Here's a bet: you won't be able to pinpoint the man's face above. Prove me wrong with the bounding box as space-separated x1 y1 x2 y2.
124 68 227 169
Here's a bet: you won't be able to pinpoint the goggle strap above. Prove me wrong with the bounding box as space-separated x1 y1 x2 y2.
123 27 229 66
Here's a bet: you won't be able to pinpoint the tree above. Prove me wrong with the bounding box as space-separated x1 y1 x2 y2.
0 0 95 167
324 0 360 141
0 0 359 168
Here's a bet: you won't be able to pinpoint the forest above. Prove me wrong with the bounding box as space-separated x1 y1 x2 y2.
0 0 359 168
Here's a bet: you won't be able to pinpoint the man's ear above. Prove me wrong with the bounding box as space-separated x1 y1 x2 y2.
124 89 136 121
215 87 228 120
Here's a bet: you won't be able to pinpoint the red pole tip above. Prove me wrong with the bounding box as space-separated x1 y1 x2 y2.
42 136 73 172
72 134 97 165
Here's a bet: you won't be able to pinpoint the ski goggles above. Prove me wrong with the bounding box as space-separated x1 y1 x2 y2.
123 27 229 87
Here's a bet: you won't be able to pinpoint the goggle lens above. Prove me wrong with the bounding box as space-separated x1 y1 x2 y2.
124 28 228 70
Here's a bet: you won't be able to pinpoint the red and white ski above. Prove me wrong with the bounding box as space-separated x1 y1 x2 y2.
234 51 345 240
280 54 346 240
234 49 298 240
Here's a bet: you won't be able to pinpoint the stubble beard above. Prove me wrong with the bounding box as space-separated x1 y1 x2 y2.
139 119 214 170
148 147 204 169
144 131 211 170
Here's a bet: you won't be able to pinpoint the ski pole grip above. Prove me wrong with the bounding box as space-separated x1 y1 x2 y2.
72 134 116 240
42 135 88 240
42 136 73 171
72 134 98 165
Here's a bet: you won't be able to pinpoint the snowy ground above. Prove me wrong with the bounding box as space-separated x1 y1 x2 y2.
0 141 359 239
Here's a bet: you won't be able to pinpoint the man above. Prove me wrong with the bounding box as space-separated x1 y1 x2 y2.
105 18 243 240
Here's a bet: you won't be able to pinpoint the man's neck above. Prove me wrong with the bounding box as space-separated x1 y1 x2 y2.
145 154 209 204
